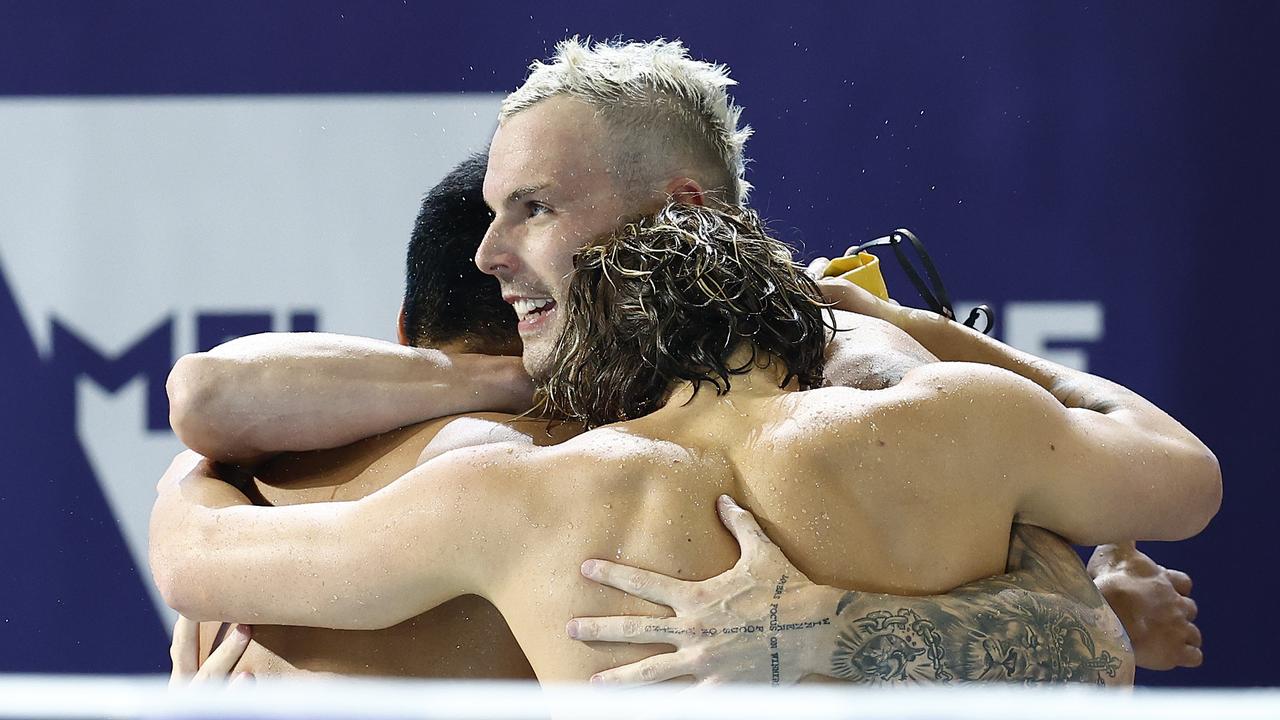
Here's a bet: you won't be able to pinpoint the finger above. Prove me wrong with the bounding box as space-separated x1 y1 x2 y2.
169 615 200 685
806 257 831 281
1167 570 1192 596
229 671 256 687
1185 623 1203 648
581 559 691 607
568 616 692 645
194 624 251 683
815 277 882 315
716 495 775 561
1179 645 1204 668
590 652 690 686
1181 596 1198 622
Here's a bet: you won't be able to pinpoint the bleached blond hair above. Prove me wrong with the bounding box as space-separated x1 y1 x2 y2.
501 37 753 206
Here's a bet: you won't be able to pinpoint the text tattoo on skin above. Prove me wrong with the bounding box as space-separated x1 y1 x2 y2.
637 571 835 686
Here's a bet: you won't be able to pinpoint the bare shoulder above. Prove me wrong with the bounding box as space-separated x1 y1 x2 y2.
889 361 1047 405
410 423 622 489
402 419 699 520
790 361 1046 439
824 309 937 390
541 423 692 466
417 413 583 465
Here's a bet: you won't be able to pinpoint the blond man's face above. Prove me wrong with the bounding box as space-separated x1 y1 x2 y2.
477 97 653 379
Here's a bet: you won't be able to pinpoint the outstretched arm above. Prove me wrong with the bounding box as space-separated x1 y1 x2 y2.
569 496 1132 686
817 277 1203 671
149 449 512 630
820 278 1221 544
167 332 534 464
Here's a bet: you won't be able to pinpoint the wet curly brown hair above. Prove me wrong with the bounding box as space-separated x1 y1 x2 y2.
536 201 834 429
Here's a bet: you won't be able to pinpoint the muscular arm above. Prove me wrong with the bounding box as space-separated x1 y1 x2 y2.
169 314 918 466
149 448 513 630
821 279 1221 544
167 332 533 464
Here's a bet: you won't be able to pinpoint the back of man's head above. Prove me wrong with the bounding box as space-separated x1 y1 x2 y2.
538 202 830 428
403 152 518 354
501 37 753 207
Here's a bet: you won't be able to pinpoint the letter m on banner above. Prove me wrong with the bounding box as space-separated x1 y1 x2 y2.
49 317 173 432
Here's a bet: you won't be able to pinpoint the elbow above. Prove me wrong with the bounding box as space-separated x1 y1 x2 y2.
150 546 211 621
1158 443 1222 541
167 353 256 462
154 566 194 619
1183 445 1223 538
150 516 233 622
167 352 219 448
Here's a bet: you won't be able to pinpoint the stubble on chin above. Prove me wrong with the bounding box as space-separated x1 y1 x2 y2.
522 340 554 385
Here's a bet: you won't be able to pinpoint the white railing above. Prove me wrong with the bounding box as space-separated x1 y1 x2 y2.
1 675 1278 720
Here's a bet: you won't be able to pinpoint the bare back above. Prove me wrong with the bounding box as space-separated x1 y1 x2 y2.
471 374 1017 681
201 413 573 679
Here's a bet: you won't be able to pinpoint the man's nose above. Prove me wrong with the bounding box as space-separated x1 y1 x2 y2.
475 225 519 278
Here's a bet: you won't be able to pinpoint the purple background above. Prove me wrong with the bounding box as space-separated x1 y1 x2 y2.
1 1 1275 686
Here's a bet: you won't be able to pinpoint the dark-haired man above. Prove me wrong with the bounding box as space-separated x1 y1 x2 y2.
153 200 1218 684
171 155 559 678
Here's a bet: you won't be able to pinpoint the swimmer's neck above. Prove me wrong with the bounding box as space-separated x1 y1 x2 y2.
657 344 797 413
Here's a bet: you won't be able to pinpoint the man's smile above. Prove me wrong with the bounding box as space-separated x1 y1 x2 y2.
507 295 559 333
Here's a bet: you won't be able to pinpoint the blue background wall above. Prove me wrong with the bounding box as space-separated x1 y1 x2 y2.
0 1 1275 687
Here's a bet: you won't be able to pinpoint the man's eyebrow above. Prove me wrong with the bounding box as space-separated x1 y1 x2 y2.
505 184 547 204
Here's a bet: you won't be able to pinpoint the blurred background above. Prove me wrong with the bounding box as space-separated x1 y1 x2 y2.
0 1 1274 687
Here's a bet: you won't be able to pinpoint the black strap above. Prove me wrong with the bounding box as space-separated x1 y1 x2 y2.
850 229 995 335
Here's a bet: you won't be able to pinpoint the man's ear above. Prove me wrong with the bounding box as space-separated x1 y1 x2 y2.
396 303 410 346
664 177 707 207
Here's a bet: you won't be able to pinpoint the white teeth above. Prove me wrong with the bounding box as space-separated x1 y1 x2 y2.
512 298 554 318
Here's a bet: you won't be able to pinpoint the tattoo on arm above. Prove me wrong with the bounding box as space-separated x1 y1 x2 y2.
829 589 1123 683
827 527 1130 685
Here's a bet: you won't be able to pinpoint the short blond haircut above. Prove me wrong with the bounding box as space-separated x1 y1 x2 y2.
501 37 753 206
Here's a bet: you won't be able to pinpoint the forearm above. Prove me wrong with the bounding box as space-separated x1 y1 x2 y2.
878 306 1190 437
864 301 1219 536
149 452 490 630
167 332 532 463
150 458 254 617
151 472 387 629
